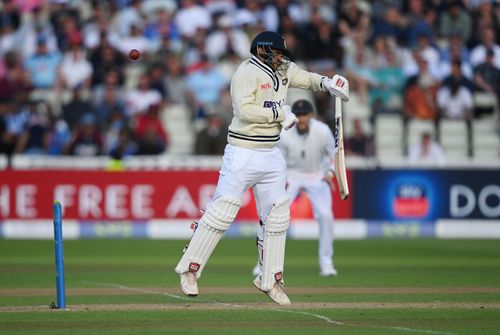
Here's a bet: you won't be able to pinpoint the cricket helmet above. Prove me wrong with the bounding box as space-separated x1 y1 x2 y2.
250 31 291 76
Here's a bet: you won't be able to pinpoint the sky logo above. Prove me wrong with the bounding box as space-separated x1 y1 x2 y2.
393 183 429 218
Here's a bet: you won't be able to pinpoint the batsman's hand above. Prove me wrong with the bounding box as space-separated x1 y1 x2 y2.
325 74 349 102
280 105 298 130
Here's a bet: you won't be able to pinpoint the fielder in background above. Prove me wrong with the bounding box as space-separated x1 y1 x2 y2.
175 31 349 305
253 99 339 278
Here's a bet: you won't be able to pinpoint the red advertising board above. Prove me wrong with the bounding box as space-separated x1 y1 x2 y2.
0 170 352 221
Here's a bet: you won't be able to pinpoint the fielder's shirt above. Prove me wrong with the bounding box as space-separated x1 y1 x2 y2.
280 118 337 179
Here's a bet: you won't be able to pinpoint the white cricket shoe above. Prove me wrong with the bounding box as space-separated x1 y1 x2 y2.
180 272 198 296
253 276 291 305
320 266 338 277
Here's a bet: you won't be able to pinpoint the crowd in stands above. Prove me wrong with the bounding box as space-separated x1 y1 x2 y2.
0 0 499 161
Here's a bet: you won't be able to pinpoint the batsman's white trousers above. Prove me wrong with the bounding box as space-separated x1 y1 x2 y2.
215 144 287 219
286 171 335 271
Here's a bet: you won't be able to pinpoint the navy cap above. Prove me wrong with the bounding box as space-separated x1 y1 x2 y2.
292 100 313 116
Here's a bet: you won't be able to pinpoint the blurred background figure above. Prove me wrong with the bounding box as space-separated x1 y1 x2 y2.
14 100 51 155
194 113 227 155
66 113 103 156
134 102 168 155
408 132 445 165
473 49 500 118
345 118 374 157
185 55 227 120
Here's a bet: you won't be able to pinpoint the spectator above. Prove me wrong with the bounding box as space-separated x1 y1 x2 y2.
439 0 472 43
66 113 103 156
234 0 264 29
337 0 371 44
404 55 439 121
82 3 109 50
47 118 71 156
470 2 499 48
109 23 154 57
89 43 125 87
103 106 129 153
109 126 137 159
437 78 474 120
442 59 474 93
59 39 93 90
163 53 187 105
134 102 168 155
185 55 228 120
92 70 125 108
174 0 211 40
18 7 59 59
344 45 374 103
14 101 51 155
408 132 445 165
413 32 441 79
125 74 162 117
438 33 473 80
404 0 434 49
183 26 210 68
0 0 21 53
194 114 227 155
371 6 406 44
261 0 303 33
0 101 28 156
370 50 405 113
24 38 61 90
148 64 168 99
94 85 126 131
301 7 341 68
143 8 182 55
112 0 143 38
62 87 95 131
205 15 251 61
470 26 500 69
0 52 30 103
437 74 473 155
345 118 374 157
473 49 500 116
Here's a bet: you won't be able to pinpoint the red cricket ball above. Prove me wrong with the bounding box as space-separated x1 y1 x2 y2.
129 49 140 60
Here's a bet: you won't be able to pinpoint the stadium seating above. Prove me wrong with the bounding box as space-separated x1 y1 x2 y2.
439 119 469 159
162 105 195 155
472 117 500 158
375 114 404 159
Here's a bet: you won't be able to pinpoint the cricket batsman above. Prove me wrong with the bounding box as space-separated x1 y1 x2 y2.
175 31 349 305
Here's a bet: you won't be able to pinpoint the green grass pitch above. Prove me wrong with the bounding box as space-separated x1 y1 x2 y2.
0 238 499 334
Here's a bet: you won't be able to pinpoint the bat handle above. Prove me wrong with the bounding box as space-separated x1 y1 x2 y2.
334 96 342 119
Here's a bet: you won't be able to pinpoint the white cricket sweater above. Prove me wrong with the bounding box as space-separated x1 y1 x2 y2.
228 56 327 149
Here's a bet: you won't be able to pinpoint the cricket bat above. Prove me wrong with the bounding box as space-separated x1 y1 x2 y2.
334 96 349 200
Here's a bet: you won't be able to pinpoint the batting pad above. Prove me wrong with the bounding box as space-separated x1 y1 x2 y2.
175 223 223 278
175 196 242 278
261 198 290 291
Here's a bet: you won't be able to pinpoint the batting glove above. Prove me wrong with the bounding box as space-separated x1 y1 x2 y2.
324 74 350 102
280 105 298 130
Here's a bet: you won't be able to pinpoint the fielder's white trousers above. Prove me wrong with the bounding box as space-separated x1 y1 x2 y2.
286 172 335 271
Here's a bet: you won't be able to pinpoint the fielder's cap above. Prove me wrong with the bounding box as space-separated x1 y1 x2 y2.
292 100 313 116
